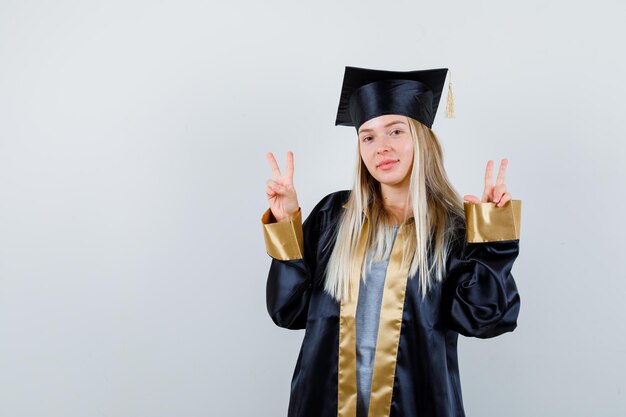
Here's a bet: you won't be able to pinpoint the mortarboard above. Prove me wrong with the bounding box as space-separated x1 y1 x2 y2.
335 66 452 130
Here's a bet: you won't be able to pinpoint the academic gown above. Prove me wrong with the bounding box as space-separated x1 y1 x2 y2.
261 190 522 417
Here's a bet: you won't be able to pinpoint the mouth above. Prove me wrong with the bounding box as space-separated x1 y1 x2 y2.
377 160 399 170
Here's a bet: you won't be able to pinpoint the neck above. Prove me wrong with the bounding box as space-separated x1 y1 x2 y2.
380 182 413 225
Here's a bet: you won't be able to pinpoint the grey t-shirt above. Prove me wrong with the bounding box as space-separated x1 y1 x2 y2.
356 226 399 417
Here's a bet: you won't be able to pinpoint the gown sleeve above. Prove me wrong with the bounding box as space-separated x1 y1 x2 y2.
445 200 522 339
260 196 329 330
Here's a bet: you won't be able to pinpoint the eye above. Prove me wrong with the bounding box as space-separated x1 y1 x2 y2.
390 129 402 136
361 136 373 143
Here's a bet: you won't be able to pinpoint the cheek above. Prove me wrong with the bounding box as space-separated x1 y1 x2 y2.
403 141 414 161
360 148 374 166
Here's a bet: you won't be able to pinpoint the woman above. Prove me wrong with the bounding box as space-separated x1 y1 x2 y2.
261 66 521 417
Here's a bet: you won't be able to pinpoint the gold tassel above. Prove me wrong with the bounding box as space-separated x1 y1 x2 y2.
445 70 455 118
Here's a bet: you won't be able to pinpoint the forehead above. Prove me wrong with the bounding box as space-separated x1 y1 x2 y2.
358 114 408 134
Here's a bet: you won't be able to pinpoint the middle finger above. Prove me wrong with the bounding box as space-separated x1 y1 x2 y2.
495 158 508 185
266 152 282 178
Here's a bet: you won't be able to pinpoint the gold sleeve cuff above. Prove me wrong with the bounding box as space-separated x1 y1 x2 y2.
261 208 304 260
464 200 521 243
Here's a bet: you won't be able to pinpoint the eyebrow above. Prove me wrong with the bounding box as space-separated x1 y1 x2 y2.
358 120 408 135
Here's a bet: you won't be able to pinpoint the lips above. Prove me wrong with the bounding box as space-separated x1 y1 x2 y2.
377 159 399 170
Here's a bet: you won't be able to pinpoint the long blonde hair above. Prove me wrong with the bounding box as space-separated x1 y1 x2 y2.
324 117 465 302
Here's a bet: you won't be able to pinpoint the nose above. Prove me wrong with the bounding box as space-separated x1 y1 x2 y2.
376 136 392 154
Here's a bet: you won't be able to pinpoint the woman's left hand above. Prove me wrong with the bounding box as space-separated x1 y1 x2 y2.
463 158 512 207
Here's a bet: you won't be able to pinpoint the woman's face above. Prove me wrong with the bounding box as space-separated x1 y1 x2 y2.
358 114 414 188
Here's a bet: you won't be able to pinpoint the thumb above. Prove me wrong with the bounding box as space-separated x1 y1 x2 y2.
463 195 481 204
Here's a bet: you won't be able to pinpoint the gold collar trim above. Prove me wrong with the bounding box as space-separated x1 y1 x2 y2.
337 217 411 417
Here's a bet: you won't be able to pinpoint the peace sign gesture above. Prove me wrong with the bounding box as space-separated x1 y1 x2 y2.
463 159 512 208
266 151 300 222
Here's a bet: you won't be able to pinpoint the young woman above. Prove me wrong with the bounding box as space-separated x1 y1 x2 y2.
261 67 521 417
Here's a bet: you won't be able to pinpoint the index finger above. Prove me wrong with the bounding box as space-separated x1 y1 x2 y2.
495 158 508 185
266 152 282 178
483 160 494 192
285 151 294 180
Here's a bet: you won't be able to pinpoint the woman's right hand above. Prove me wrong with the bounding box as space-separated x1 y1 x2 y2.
266 151 300 222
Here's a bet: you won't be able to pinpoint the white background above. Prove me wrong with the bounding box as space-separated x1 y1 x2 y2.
1 0 625 416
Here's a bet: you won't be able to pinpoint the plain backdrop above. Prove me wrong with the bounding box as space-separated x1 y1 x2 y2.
1 1 625 416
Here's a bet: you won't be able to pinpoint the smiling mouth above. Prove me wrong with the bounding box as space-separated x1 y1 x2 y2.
378 160 398 170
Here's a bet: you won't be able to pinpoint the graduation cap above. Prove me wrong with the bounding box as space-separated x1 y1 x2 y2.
335 66 453 130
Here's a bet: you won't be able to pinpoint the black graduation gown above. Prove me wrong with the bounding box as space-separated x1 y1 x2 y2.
261 190 521 417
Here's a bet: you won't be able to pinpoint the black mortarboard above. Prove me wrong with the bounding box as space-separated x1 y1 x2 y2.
335 66 450 130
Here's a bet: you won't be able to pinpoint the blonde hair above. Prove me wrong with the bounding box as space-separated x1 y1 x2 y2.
323 117 465 302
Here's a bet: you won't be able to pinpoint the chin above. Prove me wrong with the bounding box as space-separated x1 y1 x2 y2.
376 177 405 186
